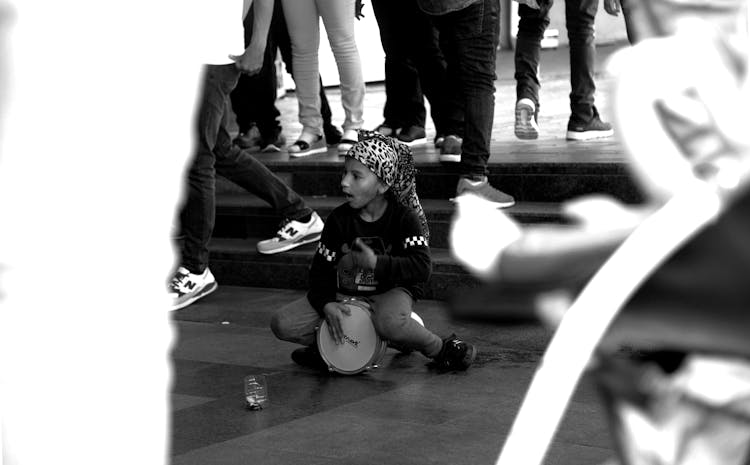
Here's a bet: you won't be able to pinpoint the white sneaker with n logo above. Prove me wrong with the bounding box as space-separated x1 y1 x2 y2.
257 212 324 255
168 266 218 311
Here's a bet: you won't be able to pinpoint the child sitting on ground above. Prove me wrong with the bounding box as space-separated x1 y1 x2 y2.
270 131 477 372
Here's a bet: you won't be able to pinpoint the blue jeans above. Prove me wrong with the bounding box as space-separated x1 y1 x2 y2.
514 0 599 122
180 64 312 274
429 0 500 177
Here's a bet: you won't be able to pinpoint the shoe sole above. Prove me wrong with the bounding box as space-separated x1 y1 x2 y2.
256 232 322 255
565 129 614 141
288 146 328 158
449 195 516 209
439 154 461 163
462 344 477 369
261 144 282 153
515 105 539 140
397 137 427 146
169 281 218 311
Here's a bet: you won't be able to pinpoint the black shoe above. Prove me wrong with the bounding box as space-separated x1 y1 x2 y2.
433 334 476 372
397 126 427 146
374 122 399 137
566 107 613 141
291 346 328 371
324 124 343 145
234 125 262 151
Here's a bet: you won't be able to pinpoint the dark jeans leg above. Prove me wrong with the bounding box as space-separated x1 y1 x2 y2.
514 3 551 109
566 0 598 121
230 2 282 138
180 64 241 274
372 0 426 129
408 0 459 136
214 129 312 222
435 0 499 177
275 2 334 127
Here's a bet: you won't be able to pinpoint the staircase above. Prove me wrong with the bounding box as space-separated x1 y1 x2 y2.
207 138 643 300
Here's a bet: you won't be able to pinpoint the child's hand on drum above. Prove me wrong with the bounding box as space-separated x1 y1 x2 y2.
322 302 352 344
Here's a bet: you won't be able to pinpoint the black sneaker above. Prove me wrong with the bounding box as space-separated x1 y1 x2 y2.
566 107 613 141
397 126 427 146
438 135 462 163
433 334 477 372
324 124 342 145
291 346 328 371
234 125 262 151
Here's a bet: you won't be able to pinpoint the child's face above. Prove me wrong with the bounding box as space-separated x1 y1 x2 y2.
341 157 387 209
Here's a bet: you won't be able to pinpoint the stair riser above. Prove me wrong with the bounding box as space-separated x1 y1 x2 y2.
216 168 644 203
213 213 565 249
209 257 480 301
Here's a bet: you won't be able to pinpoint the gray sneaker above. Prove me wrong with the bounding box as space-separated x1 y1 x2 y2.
454 176 515 208
514 98 539 140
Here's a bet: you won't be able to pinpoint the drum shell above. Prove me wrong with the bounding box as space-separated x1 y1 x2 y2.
316 299 387 375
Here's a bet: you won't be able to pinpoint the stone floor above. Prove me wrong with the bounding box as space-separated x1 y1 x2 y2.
170 286 614 465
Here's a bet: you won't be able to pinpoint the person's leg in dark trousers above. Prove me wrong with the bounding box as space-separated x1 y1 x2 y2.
408 0 461 141
435 0 497 178
181 64 242 275
564 0 612 140
514 2 551 114
230 2 282 149
565 0 599 122
213 113 313 222
371 0 426 133
274 0 342 144
431 0 515 206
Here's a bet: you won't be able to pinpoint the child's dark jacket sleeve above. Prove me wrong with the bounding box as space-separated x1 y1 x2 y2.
306 215 340 315
373 208 431 286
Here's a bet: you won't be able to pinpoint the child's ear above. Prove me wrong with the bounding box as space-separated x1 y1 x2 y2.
377 181 389 195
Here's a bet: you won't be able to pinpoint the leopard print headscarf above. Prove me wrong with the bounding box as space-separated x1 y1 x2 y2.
347 130 430 242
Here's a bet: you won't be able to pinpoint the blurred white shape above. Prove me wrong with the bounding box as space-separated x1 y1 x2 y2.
450 193 523 277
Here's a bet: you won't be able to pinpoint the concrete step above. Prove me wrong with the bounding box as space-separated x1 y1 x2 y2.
207 237 480 301
213 193 568 249
215 139 645 203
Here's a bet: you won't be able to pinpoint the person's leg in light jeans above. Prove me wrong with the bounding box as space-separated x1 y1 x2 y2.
280 0 324 137
369 288 443 358
565 0 599 122
180 64 241 274
271 296 323 346
271 289 443 358
317 0 365 132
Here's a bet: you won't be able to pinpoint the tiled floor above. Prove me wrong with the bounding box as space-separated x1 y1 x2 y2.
170 286 614 465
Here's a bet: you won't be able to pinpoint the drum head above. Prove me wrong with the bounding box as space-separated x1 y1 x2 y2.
317 300 383 375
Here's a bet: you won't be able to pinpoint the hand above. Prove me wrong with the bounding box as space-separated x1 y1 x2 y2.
355 0 365 20
322 301 352 345
229 46 264 75
348 238 377 270
603 0 621 16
